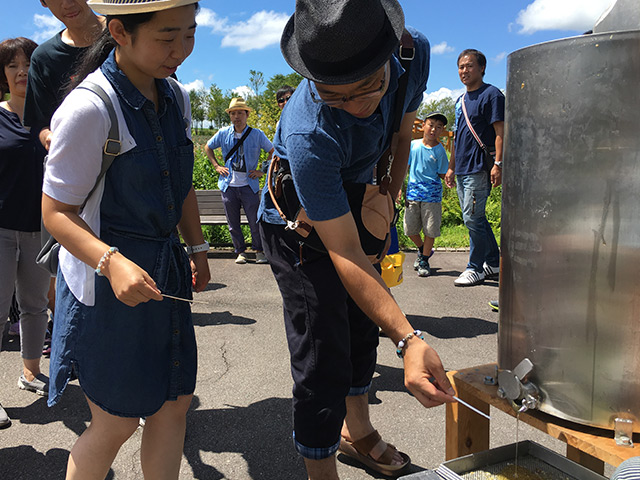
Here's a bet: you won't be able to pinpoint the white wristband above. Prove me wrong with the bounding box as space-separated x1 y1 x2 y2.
185 242 209 255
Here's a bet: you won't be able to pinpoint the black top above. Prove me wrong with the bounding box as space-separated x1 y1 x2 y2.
24 31 88 133
0 107 46 231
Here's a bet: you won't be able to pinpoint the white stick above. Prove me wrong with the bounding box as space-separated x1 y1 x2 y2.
454 396 491 420
161 293 210 305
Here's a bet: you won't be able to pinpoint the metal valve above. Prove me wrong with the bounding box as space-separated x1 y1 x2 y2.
497 358 541 414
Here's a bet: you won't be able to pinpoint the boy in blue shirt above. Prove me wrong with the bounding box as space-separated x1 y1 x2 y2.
403 112 449 277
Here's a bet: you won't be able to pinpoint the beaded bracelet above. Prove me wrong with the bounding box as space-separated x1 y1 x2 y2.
396 330 424 358
95 246 119 276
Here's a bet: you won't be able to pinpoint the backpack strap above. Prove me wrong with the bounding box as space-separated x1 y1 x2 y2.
76 81 121 210
166 76 189 131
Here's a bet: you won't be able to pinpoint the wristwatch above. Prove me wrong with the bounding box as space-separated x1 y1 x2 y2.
494 161 503 168
185 242 210 255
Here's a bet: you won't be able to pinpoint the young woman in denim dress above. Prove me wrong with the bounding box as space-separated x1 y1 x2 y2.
41 1 210 478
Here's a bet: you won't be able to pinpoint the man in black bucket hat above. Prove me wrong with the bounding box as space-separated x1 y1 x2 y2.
258 1 456 478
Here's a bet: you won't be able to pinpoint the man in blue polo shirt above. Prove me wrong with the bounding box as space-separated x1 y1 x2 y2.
445 49 504 287
206 97 273 264
259 1 455 478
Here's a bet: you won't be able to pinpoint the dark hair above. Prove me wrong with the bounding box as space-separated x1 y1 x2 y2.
0 37 38 98
276 85 295 101
457 49 487 77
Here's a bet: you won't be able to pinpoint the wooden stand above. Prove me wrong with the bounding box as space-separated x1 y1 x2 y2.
446 364 638 475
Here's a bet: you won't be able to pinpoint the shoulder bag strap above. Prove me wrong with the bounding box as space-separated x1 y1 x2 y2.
461 93 487 151
76 81 121 211
377 29 414 195
224 126 253 162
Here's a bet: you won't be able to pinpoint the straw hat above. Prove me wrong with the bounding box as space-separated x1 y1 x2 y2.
225 97 252 113
87 0 199 15
280 0 405 85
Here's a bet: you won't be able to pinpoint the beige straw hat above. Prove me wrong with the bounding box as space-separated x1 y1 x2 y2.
225 97 252 113
87 0 200 15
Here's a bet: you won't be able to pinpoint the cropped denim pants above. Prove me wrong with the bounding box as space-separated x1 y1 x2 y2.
0 228 50 359
456 171 500 272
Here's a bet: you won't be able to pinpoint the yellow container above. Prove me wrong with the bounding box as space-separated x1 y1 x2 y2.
380 252 405 288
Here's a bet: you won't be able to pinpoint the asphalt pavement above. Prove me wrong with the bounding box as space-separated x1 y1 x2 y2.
0 251 573 479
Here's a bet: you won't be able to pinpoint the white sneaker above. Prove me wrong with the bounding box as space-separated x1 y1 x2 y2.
483 262 500 279
255 252 269 264
0 402 10 429
235 253 247 264
454 269 485 287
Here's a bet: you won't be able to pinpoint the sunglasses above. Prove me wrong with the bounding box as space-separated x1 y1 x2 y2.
308 63 389 107
277 95 292 105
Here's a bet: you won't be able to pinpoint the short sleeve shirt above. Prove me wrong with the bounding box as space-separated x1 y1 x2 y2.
406 140 448 203
453 83 505 175
259 27 430 224
207 125 273 193
24 31 89 133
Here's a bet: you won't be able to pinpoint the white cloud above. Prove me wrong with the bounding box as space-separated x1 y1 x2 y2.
33 13 63 43
422 87 465 104
515 0 613 34
198 8 289 52
183 79 205 92
492 52 507 63
431 41 454 55
231 85 254 99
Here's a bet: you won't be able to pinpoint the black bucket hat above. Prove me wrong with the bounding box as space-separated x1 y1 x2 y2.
281 0 405 85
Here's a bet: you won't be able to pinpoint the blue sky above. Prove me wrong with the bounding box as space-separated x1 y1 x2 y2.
3 0 613 103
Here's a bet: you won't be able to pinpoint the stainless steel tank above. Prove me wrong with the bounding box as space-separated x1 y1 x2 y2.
498 29 640 432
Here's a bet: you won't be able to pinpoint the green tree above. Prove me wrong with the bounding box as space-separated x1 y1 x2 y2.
418 96 456 128
189 88 206 134
206 83 230 129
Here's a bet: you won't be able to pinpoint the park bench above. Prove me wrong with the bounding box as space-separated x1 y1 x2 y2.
195 189 247 226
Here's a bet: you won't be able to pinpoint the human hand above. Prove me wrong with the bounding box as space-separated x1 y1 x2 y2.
248 169 264 179
402 337 456 407
102 253 163 307
215 165 229 177
444 169 456 188
490 165 502 187
190 252 211 292
39 128 52 151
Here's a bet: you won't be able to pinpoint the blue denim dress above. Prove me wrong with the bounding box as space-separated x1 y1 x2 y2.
48 53 197 417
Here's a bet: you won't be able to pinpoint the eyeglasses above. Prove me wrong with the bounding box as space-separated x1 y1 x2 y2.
277 95 292 105
308 63 389 107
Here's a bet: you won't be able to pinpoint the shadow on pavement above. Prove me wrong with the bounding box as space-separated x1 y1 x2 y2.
407 314 497 339
184 396 306 479
192 311 257 327
201 282 227 292
4 383 90 437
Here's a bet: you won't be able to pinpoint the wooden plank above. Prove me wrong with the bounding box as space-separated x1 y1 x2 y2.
567 444 605 475
450 364 638 468
445 371 490 460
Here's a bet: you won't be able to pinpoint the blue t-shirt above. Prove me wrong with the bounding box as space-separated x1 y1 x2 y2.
259 27 430 224
406 140 448 203
207 125 273 193
453 83 504 175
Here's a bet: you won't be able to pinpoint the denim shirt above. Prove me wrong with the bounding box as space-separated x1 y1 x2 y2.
99 52 194 295
206 125 273 193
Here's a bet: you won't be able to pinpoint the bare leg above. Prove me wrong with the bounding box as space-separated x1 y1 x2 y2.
341 394 403 464
304 457 340 480
23 358 41 381
66 396 139 480
408 234 424 252
423 236 435 255
140 394 192 480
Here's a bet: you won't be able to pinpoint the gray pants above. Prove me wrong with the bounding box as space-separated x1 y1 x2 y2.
0 228 50 359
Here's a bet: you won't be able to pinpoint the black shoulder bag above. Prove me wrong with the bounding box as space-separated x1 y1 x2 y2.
267 31 414 264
